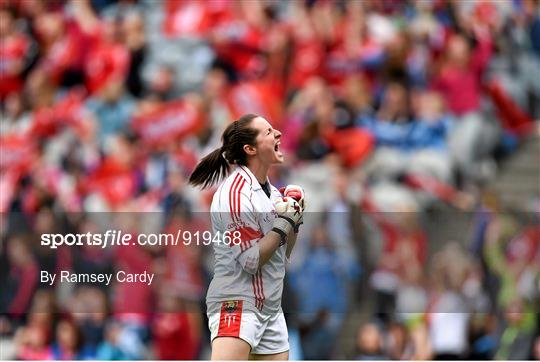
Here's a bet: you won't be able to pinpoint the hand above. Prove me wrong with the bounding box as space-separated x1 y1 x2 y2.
279 185 305 232
279 185 306 211
272 197 303 242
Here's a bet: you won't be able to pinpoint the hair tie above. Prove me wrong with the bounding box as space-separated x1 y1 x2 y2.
220 147 228 162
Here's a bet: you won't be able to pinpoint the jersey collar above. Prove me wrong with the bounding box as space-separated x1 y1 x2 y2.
236 165 266 191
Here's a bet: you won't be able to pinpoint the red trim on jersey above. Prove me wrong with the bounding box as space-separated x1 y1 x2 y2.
239 166 253 186
244 239 252 252
251 270 265 311
251 275 258 308
235 178 246 225
232 226 262 251
257 271 265 310
252 273 262 310
229 174 242 223
217 300 243 337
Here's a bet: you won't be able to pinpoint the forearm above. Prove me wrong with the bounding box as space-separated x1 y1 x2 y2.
258 228 298 266
258 231 284 267
285 231 298 259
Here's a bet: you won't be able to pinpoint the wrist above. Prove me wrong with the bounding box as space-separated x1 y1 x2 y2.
271 228 287 246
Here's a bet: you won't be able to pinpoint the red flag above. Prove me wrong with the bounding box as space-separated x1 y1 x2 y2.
84 158 137 207
0 133 36 174
131 99 204 147
325 127 374 168
84 41 130 95
486 80 534 137
226 80 284 127
30 88 87 138
162 0 228 38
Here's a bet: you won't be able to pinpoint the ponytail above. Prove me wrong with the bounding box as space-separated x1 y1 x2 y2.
188 147 229 189
188 114 259 189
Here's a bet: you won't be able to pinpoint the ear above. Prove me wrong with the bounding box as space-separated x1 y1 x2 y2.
243 144 257 156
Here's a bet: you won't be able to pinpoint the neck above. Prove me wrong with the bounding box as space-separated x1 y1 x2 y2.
246 161 269 184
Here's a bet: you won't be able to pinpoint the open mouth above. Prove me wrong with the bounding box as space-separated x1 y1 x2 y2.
274 142 279 152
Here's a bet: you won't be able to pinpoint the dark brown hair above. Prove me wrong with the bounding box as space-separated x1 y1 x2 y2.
188 114 259 189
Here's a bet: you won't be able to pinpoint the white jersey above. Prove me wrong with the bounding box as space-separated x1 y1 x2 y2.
207 165 286 314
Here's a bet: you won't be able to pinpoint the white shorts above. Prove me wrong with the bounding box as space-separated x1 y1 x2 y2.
208 300 289 355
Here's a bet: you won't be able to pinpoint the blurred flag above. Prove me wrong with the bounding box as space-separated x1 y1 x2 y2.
131 99 205 148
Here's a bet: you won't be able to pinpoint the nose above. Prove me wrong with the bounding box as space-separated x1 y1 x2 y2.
274 129 282 138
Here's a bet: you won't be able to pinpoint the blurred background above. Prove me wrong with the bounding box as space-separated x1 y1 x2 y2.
0 0 539 360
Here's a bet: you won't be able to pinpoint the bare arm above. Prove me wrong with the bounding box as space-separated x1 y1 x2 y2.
258 228 297 267
258 231 284 267
285 231 298 260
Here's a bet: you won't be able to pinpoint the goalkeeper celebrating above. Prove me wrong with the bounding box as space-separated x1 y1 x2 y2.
189 114 305 360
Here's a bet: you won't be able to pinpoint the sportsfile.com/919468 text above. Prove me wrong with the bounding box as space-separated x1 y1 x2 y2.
40 230 243 249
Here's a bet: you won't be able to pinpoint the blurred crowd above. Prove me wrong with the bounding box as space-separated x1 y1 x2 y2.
1 0 539 360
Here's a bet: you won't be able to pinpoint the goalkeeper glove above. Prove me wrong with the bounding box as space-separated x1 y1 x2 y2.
279 185 306 211
272 197 303 243
279 185 306 232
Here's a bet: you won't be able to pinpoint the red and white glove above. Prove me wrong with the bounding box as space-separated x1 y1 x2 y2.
279 185 306 211
279 185 306 233
272 196 303 243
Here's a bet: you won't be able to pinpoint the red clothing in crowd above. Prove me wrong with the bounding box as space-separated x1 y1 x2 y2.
83 157 139 208
288 36 325 90
506 225 540 265
8 261 38 315
361 194 427 269
432 35 493 116
163 218 207 301
0 31 30 98
211 17 267 78
152 312 199 360
113 243 154 321
162 0 228 38
84 38 130 94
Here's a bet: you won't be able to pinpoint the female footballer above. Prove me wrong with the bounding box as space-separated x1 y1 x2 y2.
189 114 305 360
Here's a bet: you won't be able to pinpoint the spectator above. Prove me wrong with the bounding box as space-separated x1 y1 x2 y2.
146 65 178 101
292 225 352 359
433 32 501 184
0 7 34 100
13 290 57 360
0 1 537 360
532 336 540 360
122 10 147 98
14 323 52 360
494 298 537 360
71 287 108 356
151 289 201 360
52 319 94 360
3 234 38 317
355 323 388 360
96 320 145 360
386 322 410 360
84 81 136 145
426 243 479 359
